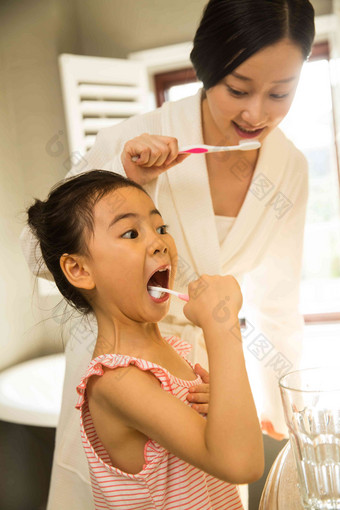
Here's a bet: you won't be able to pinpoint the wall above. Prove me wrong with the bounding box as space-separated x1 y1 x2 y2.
0 0 81 369
74 0 333 58
75 0 207 58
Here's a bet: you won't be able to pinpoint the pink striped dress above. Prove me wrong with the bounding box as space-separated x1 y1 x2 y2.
75 336 243 510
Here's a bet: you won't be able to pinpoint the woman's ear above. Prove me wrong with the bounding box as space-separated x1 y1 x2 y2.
60 254 95 290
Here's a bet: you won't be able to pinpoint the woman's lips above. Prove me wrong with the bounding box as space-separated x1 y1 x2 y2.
232 121 265 139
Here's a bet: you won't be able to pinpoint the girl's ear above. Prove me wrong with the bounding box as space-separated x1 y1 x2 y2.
60 254 95 290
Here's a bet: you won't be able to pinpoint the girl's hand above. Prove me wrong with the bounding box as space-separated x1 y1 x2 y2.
261 418 286 441
187 363 210 415
183 275 243 330
121 133 190 185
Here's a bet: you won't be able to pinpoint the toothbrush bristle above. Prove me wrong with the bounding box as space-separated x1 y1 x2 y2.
149 289 163 298
239 139 261 150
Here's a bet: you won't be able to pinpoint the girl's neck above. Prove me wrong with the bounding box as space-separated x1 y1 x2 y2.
92 314 163 359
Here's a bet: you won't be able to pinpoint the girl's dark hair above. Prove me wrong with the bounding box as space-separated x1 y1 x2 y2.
27 170 148 315
190 0 315 90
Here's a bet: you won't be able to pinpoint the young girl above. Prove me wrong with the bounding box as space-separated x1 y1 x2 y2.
27 170 264 509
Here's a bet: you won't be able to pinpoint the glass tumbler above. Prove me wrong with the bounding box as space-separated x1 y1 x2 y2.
279 367 340 510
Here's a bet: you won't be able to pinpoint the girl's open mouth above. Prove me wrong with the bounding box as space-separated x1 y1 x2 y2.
147 266 170 303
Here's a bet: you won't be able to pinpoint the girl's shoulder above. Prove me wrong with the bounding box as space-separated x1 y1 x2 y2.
163 334 193 357
76 336 199 408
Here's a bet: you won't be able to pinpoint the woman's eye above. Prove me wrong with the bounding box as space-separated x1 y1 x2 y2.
121 229 138 239
270 92 289 99
227 85 247 97
156 224 168 235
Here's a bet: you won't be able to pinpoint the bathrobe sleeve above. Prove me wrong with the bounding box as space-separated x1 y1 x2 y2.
20 109 163 279
241 152 309 436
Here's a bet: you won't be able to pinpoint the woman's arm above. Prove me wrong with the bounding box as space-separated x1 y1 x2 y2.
91 276 264 484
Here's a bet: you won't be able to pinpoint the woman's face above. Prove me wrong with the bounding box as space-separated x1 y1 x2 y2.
204 38 305 145
84 187 177 324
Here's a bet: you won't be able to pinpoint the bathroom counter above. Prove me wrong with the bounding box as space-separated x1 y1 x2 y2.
0 353 65 427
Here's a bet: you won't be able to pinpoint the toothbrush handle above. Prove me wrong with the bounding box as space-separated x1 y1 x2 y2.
179 145 239 155
178 293 189 302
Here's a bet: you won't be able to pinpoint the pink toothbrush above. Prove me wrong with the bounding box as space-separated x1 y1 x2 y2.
132 139 260 161
179 139 261 154
148 286 189 302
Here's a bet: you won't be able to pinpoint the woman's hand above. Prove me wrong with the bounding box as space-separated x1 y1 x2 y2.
187 363 210 415
121 133 190 185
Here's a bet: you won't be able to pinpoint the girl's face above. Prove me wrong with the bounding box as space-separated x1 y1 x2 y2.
203 38 305 145
84 187 177 324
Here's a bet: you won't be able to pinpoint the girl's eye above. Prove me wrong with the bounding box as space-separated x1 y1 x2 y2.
121 229 138 239
227 85 247 97
156 224 168 235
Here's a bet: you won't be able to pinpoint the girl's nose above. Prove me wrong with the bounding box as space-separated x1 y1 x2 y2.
154 245 167 255
241 96 267 127
148 236 168 255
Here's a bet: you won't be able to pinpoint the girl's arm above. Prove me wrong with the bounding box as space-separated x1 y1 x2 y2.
91 275 264 484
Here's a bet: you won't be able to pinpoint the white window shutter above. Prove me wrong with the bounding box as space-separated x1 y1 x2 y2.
58 54 150 155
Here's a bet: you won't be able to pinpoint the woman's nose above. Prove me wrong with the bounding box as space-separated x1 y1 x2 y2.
241 96 267 126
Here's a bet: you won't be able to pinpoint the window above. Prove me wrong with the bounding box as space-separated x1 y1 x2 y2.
154 68 199 107
280 42 340 322
154 42 340 323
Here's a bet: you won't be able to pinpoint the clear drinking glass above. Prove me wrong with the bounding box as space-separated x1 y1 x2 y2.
279 367 340 510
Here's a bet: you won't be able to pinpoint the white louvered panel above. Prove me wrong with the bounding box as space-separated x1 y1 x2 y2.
85 135 97 149
80 101 144 117
78 84 142 100
82 118 126 132
59 54 150 156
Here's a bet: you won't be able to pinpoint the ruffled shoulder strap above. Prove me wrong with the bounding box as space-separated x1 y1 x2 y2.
76 354 173 408
164 335 193 359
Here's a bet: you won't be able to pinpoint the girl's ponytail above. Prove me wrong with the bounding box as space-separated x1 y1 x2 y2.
27 199 46 241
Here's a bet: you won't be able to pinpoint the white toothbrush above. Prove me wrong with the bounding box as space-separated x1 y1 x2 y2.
148 286 189 302
132 139 260 161
178 139 261 154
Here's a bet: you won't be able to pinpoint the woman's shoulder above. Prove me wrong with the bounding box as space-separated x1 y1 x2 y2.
96 90 201 143
95 106 164 143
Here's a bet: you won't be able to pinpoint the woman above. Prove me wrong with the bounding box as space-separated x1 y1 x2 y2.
21 0 315 508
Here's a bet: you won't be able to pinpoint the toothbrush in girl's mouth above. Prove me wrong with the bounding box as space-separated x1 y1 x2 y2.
132 140 260 161
148 286 189 302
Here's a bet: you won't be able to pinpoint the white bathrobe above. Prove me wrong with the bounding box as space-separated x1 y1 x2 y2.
21 90 308 510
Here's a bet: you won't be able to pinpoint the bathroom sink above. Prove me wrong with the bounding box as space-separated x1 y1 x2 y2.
0 353 65 427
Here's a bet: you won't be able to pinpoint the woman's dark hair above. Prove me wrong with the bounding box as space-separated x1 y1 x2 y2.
190 0 315 90
27 170 148 315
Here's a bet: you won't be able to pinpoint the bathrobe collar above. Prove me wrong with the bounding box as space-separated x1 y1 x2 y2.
161 90 289 275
